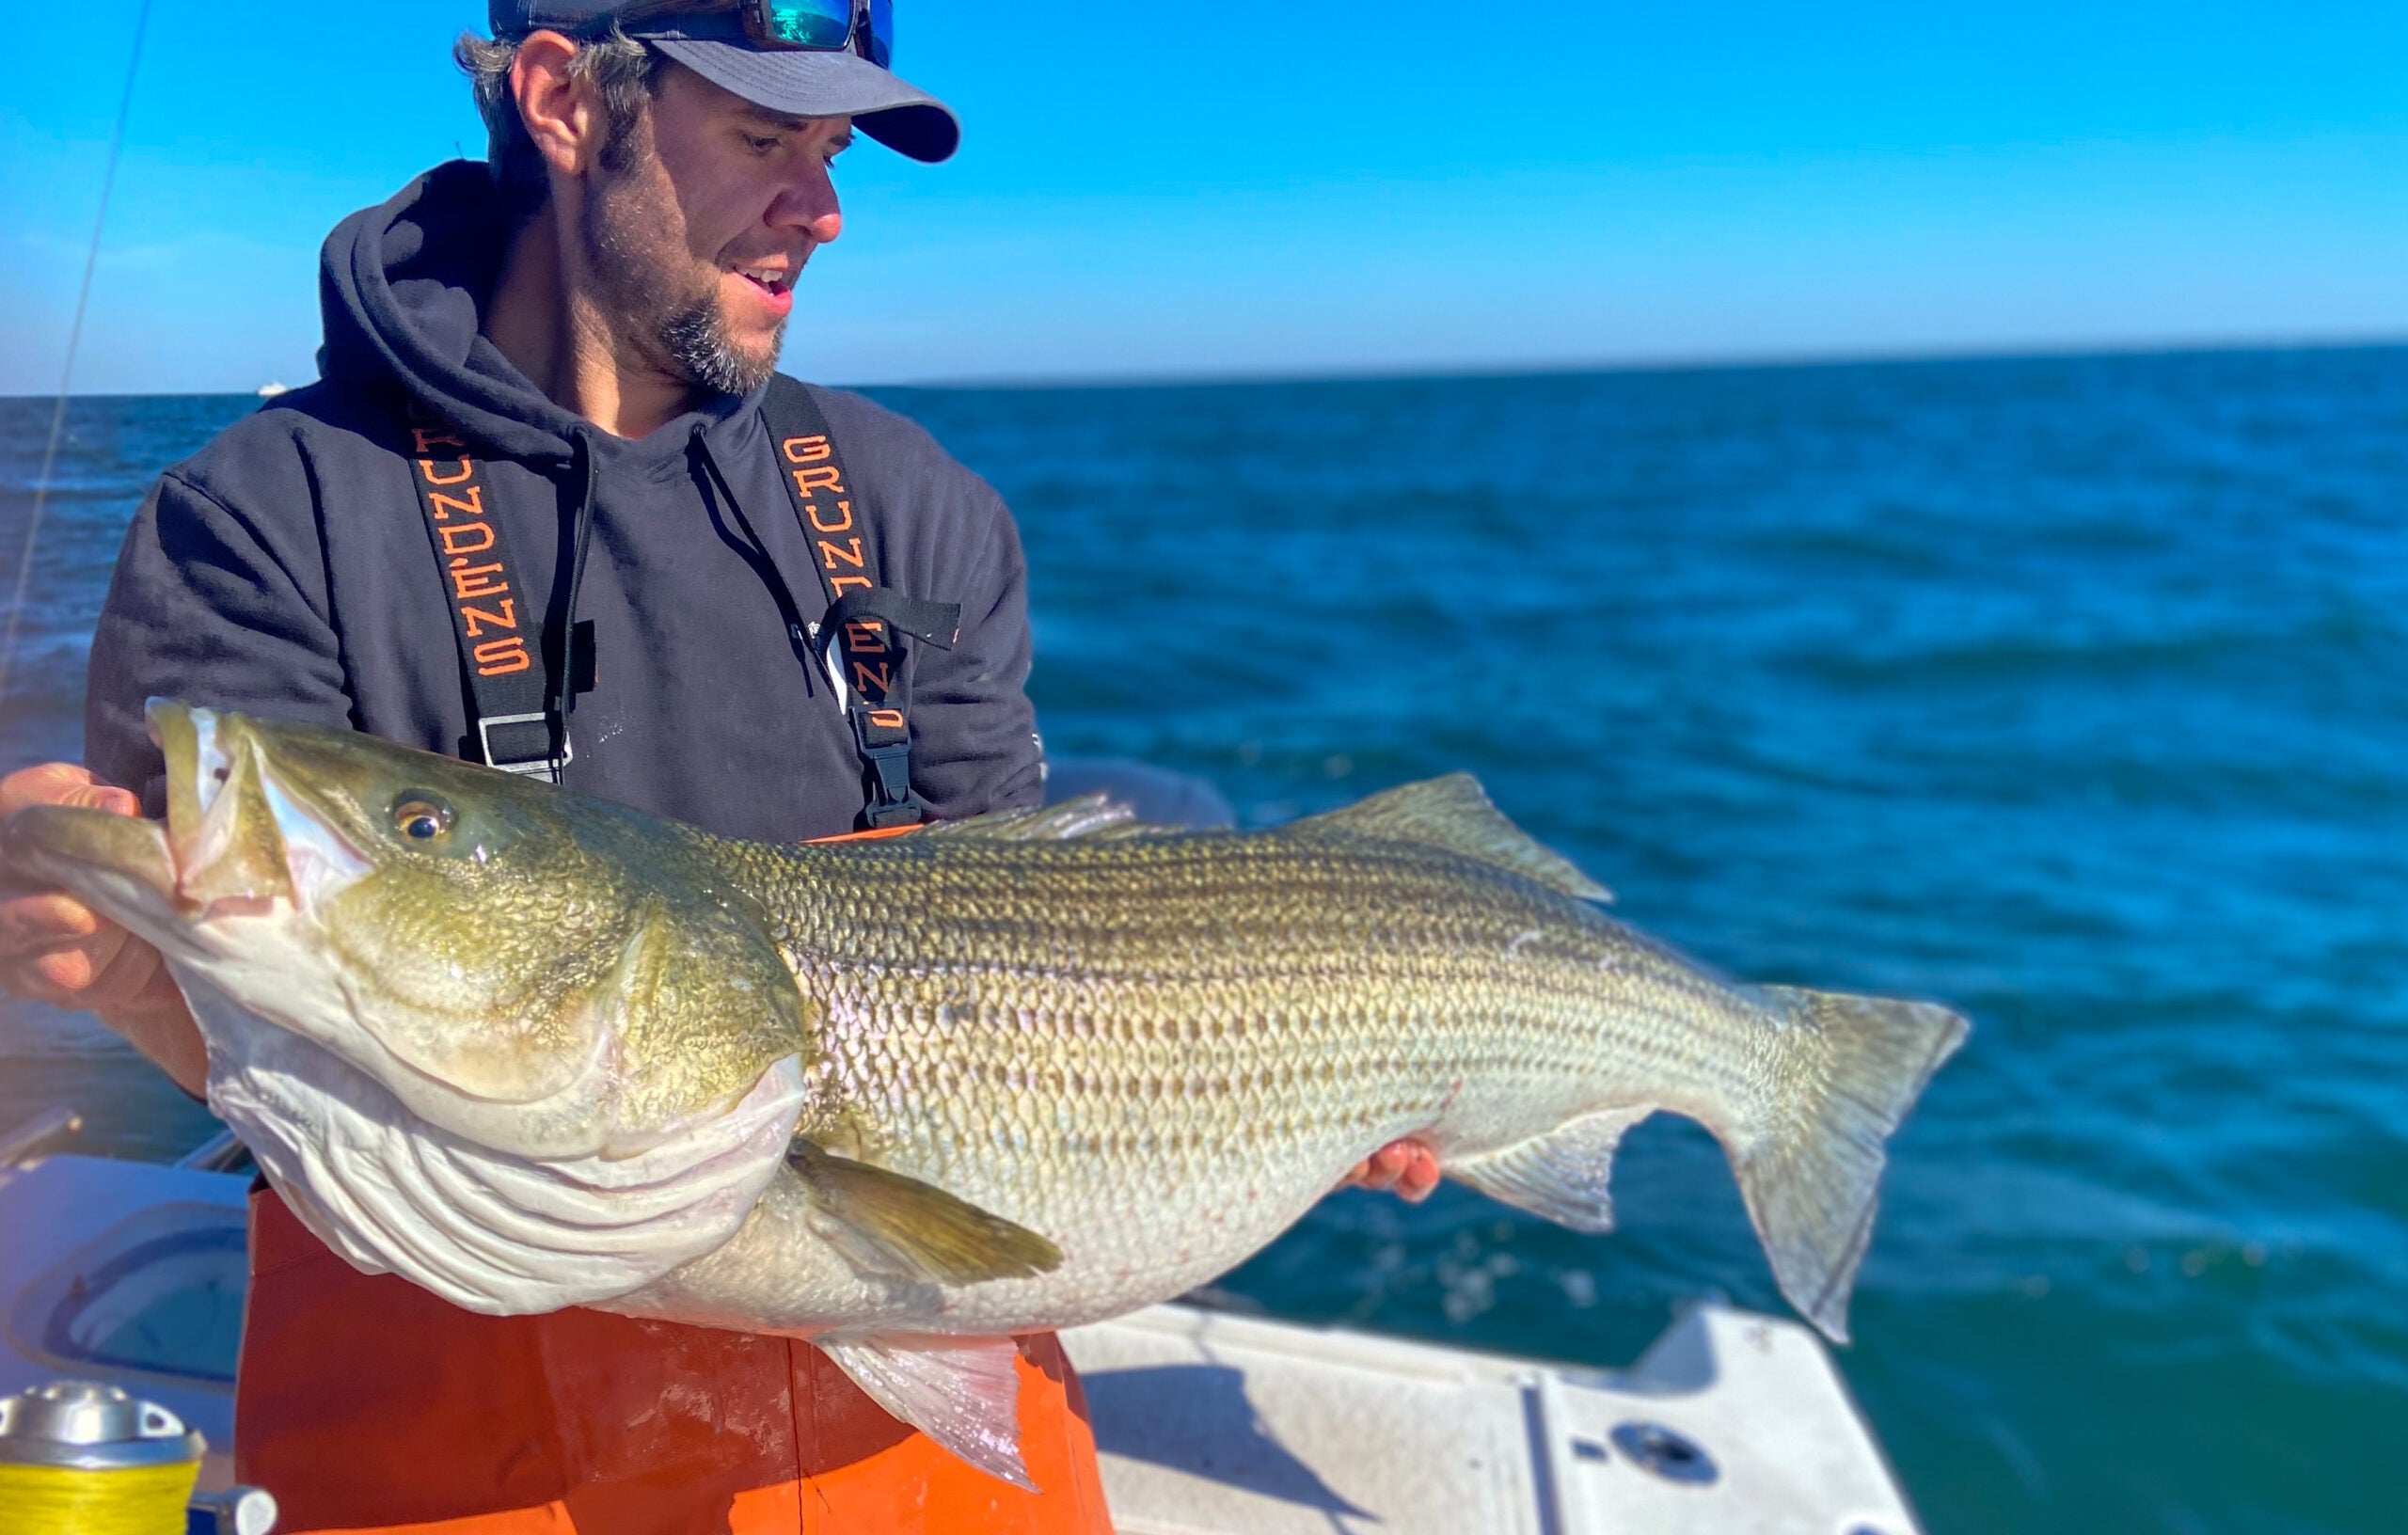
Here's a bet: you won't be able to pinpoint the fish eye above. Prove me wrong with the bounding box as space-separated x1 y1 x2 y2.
391 795 455 844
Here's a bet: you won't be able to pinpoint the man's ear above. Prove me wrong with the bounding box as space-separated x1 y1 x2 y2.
511 31 604 179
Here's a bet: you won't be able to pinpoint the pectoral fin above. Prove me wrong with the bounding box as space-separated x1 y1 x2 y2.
1450 1107 1655 1232
817 1334 1037 1490
789 1141 1063 1286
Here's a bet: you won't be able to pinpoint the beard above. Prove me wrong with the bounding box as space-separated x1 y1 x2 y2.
657 293 776 397
579 136 784 398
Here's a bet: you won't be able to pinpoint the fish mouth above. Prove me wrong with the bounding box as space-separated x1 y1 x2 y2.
1 702 372 949
150 699 371 923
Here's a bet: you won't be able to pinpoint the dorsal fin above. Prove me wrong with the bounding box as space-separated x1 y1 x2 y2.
921 792 1158 843
1304 775 1611 902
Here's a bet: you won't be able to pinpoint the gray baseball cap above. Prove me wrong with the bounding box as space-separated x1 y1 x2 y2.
490 3 960 163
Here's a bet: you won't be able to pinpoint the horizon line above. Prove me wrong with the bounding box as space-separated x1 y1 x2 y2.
8 332 2404 404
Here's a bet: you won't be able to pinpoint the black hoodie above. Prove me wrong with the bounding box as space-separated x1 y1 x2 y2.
87 163 1043 841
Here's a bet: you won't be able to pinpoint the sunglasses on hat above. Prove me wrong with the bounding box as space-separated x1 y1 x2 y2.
740 0 893 70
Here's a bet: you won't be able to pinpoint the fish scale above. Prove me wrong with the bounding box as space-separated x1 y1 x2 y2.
673 826 1796 1326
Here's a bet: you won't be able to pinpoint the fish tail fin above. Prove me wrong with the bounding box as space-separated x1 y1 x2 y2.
1733 988 1969 1345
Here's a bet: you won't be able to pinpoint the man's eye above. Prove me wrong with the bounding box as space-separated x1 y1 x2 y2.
746 134 782 153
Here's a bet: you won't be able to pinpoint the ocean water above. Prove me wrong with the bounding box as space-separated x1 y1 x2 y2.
4 348 2403 1534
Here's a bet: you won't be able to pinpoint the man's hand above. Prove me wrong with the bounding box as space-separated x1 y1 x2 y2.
0 764 205 1097
1340 1139 1441 1203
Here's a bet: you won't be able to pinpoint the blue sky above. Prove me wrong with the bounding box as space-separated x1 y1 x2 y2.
5 2 2404 394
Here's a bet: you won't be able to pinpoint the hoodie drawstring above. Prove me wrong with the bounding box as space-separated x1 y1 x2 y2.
556 429 599 736
689 427 825 694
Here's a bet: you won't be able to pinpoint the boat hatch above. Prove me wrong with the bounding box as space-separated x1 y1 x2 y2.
8 1200 246 1385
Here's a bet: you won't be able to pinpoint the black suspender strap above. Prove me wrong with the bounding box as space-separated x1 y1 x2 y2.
404 417 571 782
404 383 950 823
761 376 960 830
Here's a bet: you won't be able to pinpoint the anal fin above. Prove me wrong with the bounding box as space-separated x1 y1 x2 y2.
818 1334 1037 1490
1450 1107 1654 1232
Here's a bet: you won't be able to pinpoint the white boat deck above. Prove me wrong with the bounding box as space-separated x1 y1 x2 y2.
1 1148 1921 1532
1064 1302 1919 1535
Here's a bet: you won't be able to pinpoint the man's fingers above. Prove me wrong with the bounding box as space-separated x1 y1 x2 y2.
1339 1139 1441 1198
1346 1143 1408 1191
1 764 139 894
74 784 142 817
0 763 194 1087
1 762 104 818
0 891 109 958
0 763 145 986
1395 1145 1442 1203
4 918 174 1030
0 890 160 1014
80 942 168 1017
8 930 123 999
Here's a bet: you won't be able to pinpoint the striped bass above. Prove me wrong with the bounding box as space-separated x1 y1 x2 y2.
3 702 1968 1485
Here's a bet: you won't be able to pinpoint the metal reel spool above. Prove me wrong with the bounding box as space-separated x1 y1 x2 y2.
0 1379 208 1534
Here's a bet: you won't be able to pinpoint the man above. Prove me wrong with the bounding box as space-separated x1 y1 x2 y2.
0 3 1437 1528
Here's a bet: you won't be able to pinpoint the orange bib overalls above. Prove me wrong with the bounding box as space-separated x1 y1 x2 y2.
235 1188 1115 1533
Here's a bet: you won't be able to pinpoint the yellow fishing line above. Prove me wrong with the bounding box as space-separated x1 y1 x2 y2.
0 1460 200 1535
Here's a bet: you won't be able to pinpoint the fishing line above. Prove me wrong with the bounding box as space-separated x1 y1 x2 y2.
0 1462 201 1535
0 0 156 715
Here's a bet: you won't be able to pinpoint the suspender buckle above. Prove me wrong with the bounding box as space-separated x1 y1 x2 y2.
849 705 921 829
477 711 573 782
862 795 922 831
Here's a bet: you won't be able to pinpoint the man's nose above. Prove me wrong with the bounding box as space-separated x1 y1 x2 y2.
772 163 844 245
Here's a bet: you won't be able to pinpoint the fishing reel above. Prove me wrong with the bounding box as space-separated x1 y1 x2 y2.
0 1380 276 1534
